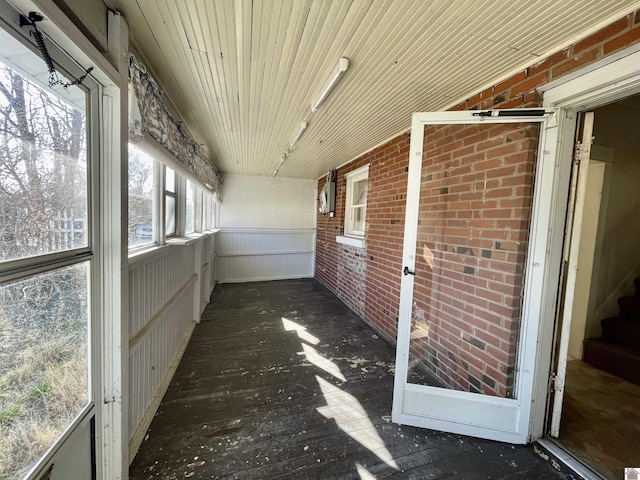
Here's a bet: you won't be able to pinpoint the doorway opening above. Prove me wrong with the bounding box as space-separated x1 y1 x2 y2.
551 94 640 479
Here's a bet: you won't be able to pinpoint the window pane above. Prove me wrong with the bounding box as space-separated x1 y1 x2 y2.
165 195 176 236
0 63 87 262
352 178 368 206
0 263 89 478
353 205 366 233
165 167 175 193
128 144 155 248
204 195 214 230
196 190 204 232
185 181 194 234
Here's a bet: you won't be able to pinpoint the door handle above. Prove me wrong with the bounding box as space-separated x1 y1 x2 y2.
403 266 415 276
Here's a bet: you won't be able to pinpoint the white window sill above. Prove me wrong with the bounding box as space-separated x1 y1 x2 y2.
166 234 202 246
336 235 366 248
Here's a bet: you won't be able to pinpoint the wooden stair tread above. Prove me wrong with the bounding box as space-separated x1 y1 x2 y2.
583 338 640 385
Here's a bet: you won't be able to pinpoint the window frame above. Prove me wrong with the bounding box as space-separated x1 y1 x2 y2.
194 187 204 233
184 179 196 234
164 165 177 238
343 164 370 238
0 10 101 479
127 143 159 251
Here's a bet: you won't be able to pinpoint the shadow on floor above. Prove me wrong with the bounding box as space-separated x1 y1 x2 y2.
129 279 576 479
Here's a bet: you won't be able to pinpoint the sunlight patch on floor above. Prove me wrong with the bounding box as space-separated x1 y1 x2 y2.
282 317 320 345
301 343 347 382
316 376 400 470
356 462 377 479
281 316 399 471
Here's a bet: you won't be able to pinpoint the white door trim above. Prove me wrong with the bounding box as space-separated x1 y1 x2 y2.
549 112 594 437
529 46 640 442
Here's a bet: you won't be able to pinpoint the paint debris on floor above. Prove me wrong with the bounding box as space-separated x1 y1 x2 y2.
129 279 578 479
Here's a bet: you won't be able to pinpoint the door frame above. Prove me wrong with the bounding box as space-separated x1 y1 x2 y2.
529 44 640 442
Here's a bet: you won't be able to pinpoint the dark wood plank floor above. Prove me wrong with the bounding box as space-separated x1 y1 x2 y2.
129 279 576 479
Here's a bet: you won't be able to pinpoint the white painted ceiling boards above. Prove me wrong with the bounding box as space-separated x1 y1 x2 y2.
106 0 640 179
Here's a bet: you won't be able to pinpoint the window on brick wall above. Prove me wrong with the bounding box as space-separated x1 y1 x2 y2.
344 164 369 237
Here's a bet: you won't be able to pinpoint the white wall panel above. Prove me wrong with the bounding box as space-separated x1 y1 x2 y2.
218 230 315 283
218 175 316 282
219 229 315 254
220 175 317 228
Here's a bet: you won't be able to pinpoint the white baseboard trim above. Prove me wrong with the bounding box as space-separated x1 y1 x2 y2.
220 274 314 283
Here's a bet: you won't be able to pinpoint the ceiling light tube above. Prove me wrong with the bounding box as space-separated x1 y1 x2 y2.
311 57 349 113
290 121 308 149
273 152 289 177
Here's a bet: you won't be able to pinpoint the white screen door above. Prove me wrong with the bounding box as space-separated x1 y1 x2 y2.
392 109 556 443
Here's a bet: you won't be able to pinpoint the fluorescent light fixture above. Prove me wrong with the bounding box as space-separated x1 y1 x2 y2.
290 121 308 149
272 152 289 177
311 57 349 113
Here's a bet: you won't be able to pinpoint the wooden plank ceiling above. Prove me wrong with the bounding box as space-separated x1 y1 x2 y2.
106 0 640 179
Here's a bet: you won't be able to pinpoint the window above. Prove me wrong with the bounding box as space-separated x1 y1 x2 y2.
128 144 156 248
129 158 211 245
185 180 195 234
344 164 369 237
0 32 94 479
195 188 204 232
164 166 176 237
204 193 216 230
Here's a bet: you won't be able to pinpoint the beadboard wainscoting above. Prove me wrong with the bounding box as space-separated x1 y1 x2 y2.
127 230 219 461
217 228 315 283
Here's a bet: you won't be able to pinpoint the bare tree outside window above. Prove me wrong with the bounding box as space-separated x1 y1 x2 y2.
0 60 90 479
0 65 87 262
128 144 154 248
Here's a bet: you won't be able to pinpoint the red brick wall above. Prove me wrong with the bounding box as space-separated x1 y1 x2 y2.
315 136 410 334
314 10 640 363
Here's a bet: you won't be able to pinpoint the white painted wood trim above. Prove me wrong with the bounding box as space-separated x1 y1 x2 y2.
550 112 594 438
128 320 197 463
392 113 425 422
542 48 640 109
221 273 314 283
10 0 120 85
127 245 170 268
335 235 366 248
166 236 202 246
221 227 316 234
218 250 315 257
128 274 198 351
529 46 640 445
